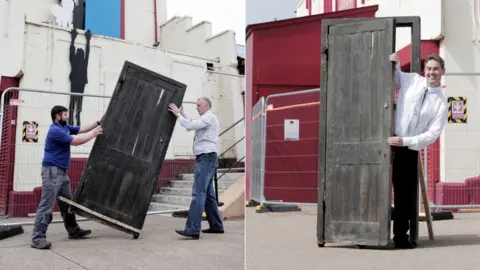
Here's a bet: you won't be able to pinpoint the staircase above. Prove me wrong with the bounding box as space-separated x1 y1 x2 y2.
149 117 245 214
149 168 244 213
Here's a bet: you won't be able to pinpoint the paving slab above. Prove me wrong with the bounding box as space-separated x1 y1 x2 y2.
0 214 245 270
246 206 480 270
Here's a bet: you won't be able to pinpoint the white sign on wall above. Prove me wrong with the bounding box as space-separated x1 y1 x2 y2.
284 119 299 141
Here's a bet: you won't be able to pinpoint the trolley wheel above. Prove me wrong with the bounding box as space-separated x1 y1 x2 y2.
317 243 325 248
133 233 139 239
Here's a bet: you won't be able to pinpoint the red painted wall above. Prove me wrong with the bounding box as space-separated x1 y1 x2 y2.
245 5 379 202
0 77 20 215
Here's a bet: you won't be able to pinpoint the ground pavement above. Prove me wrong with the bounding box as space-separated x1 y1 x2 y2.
246 206 480 270
0 214 245 270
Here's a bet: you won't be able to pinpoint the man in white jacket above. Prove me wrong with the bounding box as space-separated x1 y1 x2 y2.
388 53 448 249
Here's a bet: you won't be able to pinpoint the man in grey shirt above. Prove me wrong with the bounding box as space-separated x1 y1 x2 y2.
168 97 224 239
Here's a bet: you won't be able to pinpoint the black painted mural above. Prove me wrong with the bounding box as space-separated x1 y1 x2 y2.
68 28 91 126
73 0 86 30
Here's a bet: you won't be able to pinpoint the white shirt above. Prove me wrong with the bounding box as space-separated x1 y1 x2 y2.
178 110 219 155
394 65 448 151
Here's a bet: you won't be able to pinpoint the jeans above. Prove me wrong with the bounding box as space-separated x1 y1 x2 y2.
32 166 79 243
185 152 224 234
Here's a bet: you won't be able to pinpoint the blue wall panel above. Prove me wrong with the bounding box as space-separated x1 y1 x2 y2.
85 0 121 39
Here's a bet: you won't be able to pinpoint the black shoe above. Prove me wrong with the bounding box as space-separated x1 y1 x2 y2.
201 228 224 234
175 230 200 239
394 240 415 249
68 228 91 239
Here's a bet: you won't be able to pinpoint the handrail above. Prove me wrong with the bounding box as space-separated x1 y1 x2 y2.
217 156 245 182
219 117 244 137
213 116 245 206
218 136 245 159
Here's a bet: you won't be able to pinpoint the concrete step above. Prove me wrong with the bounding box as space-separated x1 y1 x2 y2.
152 194 192 206
217 167 244 173
180 172 244 182
159 187 227 197
169 180 236 189
148 202 186 212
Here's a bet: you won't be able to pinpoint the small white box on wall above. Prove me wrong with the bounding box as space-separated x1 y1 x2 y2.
284 119 299 141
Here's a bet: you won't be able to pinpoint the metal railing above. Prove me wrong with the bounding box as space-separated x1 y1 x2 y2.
0 87 210 226
214 117 245 206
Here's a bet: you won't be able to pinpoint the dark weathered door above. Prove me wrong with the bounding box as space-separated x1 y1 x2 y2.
318 18 396 246
73 61 186 232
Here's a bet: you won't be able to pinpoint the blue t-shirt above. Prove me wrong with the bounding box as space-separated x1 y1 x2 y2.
42 122 80 169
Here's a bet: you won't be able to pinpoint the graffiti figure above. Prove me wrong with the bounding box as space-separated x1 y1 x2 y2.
69 27 91 126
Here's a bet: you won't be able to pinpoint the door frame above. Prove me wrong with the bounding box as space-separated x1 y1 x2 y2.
317 16 421 247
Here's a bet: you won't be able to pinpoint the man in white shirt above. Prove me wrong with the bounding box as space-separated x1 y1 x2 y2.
168 97 224 239
388 53 448 249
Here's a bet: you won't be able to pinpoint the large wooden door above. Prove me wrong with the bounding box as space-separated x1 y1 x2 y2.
72 61 187 232
318 18 396 246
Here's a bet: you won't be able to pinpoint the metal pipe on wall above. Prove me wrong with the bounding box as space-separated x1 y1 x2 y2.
153 0 158 43
0 87 195 165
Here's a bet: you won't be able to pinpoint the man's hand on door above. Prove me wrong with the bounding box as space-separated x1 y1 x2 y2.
388 136 404 146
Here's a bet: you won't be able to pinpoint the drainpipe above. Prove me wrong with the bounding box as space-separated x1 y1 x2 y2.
154 0 158 43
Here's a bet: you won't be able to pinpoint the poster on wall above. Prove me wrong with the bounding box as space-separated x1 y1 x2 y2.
22 121 38 143
448 96 467 123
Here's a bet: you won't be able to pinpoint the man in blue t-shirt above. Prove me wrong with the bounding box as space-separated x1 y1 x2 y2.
31 105 103 250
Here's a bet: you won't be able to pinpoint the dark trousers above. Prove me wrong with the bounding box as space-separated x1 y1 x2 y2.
32 166 79 243
392 146 419 243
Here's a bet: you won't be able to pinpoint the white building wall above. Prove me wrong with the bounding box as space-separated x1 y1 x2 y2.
124 0 168 45
11 22 244 191
296 0 325 17
295 0 480 183
360 0 443 50
0 0 26 77
0 0 169 78
158 16 239 66
158 14 246 161
440 0 480 183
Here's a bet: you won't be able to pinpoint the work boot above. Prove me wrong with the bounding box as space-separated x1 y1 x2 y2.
68 228 91 239
31 240 52 250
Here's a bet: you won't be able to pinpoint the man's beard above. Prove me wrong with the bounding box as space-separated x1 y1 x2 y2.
59 120 67 126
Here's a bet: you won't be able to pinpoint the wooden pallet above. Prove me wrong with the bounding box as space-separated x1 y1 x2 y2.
58 196 141 239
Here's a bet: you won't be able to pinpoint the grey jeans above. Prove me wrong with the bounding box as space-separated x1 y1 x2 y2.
32 166 79 243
